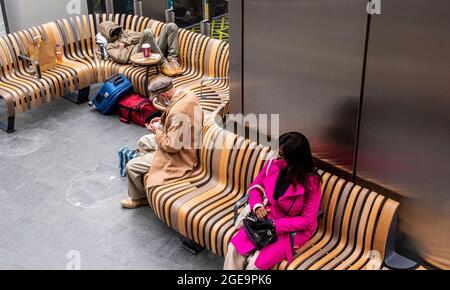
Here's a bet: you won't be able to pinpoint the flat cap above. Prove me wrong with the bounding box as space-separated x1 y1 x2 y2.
148 76 173 95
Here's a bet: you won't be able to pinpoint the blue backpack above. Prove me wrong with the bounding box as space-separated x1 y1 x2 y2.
92 74 132 114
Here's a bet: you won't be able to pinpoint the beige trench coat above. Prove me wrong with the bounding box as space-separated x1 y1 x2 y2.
144 90 203 189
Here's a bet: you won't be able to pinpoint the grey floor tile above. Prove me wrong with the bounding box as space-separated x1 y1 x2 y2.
31 199 84 226
0 218 68 257
0 248 41 270
10 181 55 208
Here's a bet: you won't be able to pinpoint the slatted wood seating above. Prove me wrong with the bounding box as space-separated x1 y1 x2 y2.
146 109 417 270
0 29 88 131
274 176 399 270
0 14 229 132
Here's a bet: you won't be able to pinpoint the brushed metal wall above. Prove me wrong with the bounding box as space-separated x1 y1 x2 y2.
4 0 88 32
229 0 243 113
141 0 166 21
357 0 450 269
241 0 368 172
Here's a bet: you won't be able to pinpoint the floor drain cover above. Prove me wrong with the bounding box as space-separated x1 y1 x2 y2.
65 174 124 208
0 128 50 157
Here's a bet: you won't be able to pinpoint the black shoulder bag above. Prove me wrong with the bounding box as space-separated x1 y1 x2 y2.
243 195 300 251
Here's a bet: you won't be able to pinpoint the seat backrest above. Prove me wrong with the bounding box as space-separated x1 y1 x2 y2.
178 28 229 79
204 112 272 194
52 16 96 59
0 37 15 77
93 13 164 37
319 174 399 270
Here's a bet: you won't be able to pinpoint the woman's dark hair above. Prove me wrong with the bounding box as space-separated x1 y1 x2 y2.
278 132 321 193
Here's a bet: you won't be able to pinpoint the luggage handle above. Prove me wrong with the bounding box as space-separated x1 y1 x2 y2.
105 73 125 86
113 77 125 86
105 73 120 82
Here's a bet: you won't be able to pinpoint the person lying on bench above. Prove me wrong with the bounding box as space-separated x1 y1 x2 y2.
224 133 322 270
121 76 203 209
98 21 183 77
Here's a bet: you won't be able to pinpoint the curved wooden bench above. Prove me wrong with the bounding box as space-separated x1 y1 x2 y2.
146 110 416 270
0 14 229 132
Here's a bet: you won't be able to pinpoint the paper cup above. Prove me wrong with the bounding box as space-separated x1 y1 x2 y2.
142 43 151 58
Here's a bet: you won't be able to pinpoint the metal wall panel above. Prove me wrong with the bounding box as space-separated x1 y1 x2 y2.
4 0 88 32
0 0 9 35
141 0 166 22
358 0 450 268
242 0 368 172
229 0 243 113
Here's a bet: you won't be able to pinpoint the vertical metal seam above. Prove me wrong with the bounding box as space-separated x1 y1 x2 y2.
241 0 245 114
352 10 372 183
1 0 10 34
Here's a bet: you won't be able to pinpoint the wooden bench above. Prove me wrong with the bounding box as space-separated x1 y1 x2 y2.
0 14 229 133
147 108 419 270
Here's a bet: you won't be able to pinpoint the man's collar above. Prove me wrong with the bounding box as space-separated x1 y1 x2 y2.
171 90 186 103
164 90 187 113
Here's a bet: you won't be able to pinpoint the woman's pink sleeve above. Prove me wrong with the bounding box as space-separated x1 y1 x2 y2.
248 162 269 211
275 176 322 234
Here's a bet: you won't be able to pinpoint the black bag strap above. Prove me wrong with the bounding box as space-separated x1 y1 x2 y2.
119 107 133 124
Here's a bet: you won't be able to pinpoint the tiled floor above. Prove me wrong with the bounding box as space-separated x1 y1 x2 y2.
0 85 224 270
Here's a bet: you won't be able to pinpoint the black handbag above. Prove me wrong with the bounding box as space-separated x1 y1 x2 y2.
243 192 300 250
243 212 277 250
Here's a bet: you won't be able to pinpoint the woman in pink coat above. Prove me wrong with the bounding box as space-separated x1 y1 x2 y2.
224 132 322 270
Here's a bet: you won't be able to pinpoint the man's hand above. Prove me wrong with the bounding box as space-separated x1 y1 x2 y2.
146 123 157 134
255 207 269 220
146 122 163 134
149 117 161 125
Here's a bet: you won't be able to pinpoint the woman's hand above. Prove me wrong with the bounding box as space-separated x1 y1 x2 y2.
255 207 269 219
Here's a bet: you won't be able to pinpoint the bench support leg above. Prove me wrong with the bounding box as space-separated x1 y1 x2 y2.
384 212 419 270
63 86 91 104
179 235 205 255
0 94 15 133
0 115 15 133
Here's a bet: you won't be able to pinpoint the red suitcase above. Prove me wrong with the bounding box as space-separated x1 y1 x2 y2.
118 94 161 127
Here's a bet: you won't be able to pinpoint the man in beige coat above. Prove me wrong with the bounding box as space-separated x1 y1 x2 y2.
121 76 203 209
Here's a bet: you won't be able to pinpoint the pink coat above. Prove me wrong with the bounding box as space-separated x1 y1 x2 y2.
231 159 322 270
